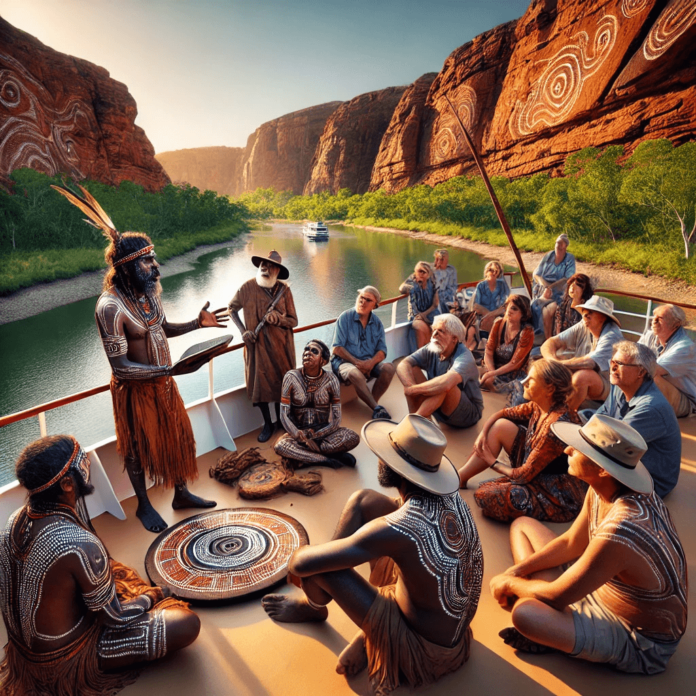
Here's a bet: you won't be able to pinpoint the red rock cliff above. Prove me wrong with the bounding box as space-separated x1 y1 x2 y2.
303 86 407 196
156 147 245 196
240 102 342 195
371 0 696 191
0 17 169 192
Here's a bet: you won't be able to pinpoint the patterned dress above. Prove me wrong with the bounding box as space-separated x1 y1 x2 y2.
485 318 534 389
474 402 587 522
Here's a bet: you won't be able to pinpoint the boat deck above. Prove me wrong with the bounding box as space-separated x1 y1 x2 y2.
80 375 695 696
4 377 692 695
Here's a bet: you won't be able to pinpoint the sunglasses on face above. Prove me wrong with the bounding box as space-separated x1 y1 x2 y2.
358 295 375 304
610 359 640 369
304 346 321 356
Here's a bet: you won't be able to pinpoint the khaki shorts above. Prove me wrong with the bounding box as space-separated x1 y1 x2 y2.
570 592 680 675
336 361 382 385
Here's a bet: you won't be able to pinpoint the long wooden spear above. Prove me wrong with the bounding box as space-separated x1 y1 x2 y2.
444 94 533 296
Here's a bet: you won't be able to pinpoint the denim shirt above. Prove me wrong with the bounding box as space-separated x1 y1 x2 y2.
639 327 696 409
593 379 681 498
434 265 458 313
473 278 510 312
532 251 576 303
331 309 388 373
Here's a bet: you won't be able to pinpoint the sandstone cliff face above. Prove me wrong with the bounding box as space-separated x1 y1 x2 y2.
303 86 407 196
0 17 169 192
156 147 245 196
371 0 696 191
240 102 342 195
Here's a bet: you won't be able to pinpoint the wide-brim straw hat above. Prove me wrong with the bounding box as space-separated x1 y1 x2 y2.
575 295 621 327
362 414 460 495
251 249 289 280
551 414 653 494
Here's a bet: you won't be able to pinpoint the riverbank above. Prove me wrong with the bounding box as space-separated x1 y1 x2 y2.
0 235 247 325
342 222 696 312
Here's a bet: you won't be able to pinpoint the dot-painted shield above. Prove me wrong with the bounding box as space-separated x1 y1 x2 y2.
145 508 308 603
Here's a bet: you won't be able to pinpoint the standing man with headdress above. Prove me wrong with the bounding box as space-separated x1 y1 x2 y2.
228 250 298 442
52 185 229 534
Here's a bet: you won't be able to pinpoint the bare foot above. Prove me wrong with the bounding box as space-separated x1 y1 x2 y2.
136 501 168 533
261 593 328 623
337 631 368 676
499 627 556 654
172 485 217 510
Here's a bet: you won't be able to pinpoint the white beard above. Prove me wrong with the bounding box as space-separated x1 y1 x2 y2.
256 267 278 288
427 338 444 355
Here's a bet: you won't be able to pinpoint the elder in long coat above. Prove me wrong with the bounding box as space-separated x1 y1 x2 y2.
229 250 298 441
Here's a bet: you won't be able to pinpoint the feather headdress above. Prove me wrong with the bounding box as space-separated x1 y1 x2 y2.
51 184 119 246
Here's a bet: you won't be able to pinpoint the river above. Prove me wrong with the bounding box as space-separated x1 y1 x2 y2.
0 222 500 484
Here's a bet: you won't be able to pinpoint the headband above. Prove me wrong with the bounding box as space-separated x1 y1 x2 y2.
29 438 89 494
113 245 154 268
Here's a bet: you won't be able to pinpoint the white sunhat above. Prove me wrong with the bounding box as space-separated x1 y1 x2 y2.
551 414 653 494
574 295 621 327
361 414 460 495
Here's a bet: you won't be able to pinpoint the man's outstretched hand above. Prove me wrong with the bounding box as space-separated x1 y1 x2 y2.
198 301 229 328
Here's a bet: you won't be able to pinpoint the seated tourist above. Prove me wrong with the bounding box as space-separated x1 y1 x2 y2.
396 314 483 429
479 295 534 393
638 304 696 418
399 261 439 349
541 272 593 340
459 360 587 522
262 414 483 695
0 436 200 695
472 260 510 331
433 248 458 314
275 339 360 468
540 295 623 410
531 234 576 334
585 341 681 498
331 286 395 420
490 415 687 675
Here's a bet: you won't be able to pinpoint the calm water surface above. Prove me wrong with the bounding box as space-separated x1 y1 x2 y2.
0 223 497 484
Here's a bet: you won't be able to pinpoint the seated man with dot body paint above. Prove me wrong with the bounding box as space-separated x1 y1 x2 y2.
396 313 483 429
331 286 395 421
262 415 483 696
274 339 360 469
490 415 687 675
0 436 200 696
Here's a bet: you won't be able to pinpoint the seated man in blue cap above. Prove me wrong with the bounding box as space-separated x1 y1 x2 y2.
262 414 483 695
490 415 687 675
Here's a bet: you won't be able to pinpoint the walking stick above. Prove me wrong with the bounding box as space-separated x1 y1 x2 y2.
444 94 533 296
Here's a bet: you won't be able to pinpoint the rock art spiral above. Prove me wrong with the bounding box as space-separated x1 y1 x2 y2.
0 52 92 179
433 85 477 162
644 0 696 60
621 0 649 18
511 14 618 137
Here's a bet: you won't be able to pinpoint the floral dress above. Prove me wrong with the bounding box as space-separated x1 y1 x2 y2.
474 402 587 522
485 317 534 389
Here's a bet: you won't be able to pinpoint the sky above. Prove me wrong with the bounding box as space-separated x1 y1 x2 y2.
1 0 531 153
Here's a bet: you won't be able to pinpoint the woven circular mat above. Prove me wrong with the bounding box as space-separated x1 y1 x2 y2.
145 508 309 603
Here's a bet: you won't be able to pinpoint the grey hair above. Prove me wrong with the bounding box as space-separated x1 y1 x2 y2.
484 260 504 278
556 234 570 246
415 261 434 280
432 313 466 343
434 248 449 258
612 340 656 379
358 285 381 305
661 304 687 328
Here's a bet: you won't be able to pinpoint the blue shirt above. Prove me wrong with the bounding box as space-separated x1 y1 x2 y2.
331 309 388 373
473 278 510 312
639 327 696 410
557 318 623 374
533 250 576 303
593 379 681 498
408 342 483 409
403 278 438 322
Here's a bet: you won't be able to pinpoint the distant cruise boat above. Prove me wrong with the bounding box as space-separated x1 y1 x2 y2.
302 221 329 240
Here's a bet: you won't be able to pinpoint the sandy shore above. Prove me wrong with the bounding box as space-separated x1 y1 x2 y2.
2 223 695 326
0 238 242 326
349 223 696 322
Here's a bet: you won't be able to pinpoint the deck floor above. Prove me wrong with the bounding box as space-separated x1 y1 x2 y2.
12 378 696 695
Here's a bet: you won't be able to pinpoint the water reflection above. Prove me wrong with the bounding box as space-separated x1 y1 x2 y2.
0 223 493 483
